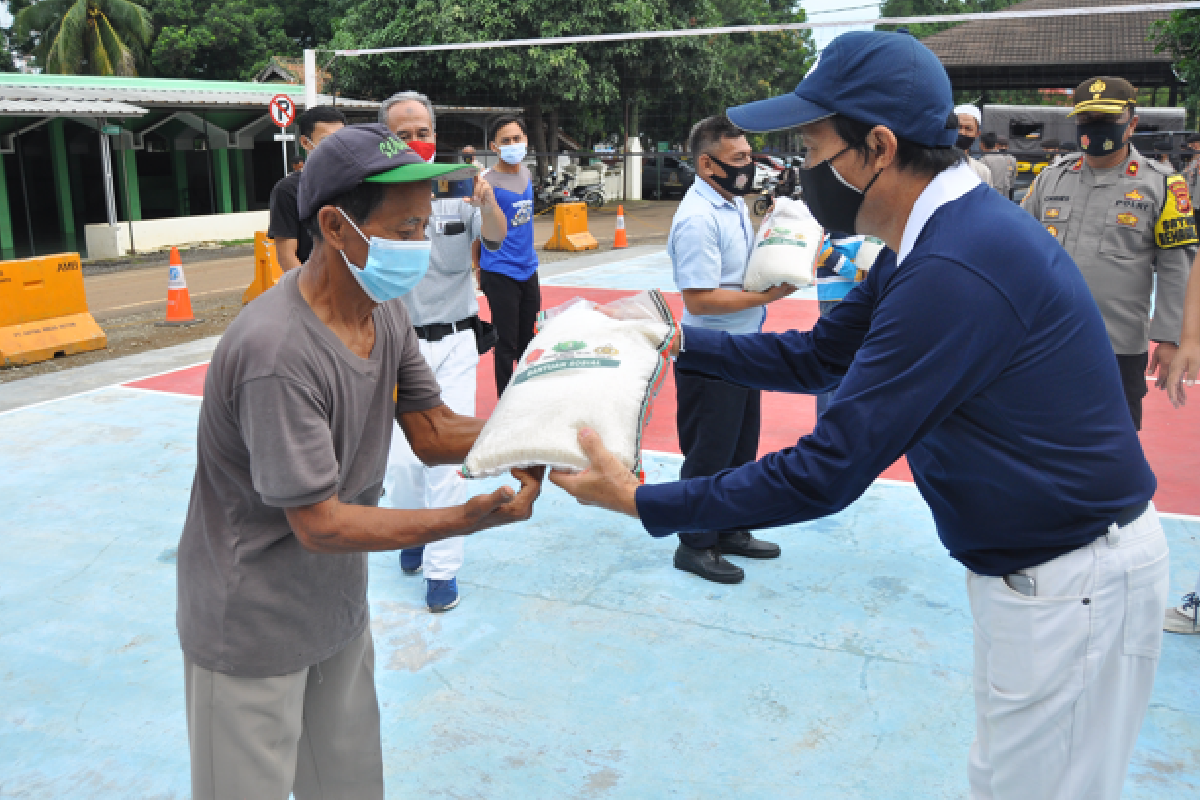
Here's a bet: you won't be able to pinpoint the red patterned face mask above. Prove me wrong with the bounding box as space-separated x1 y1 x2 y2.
407 140 437 163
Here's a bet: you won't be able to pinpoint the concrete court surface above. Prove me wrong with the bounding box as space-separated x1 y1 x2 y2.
2 250 1199 798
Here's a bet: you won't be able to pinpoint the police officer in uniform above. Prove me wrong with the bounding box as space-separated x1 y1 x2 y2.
1023 76 1198 428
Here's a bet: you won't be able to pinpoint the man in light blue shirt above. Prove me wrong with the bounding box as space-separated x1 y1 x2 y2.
667 115 795 584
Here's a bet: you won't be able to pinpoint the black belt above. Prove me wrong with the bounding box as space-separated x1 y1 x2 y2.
414 315 477 343
1113 500 1150 529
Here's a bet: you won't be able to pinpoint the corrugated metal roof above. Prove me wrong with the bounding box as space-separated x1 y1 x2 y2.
0 88 146 116
921 0 1175 68
0 74 378 110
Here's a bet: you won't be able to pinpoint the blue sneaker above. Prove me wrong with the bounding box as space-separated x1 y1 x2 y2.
400 547 424 574
426 578 460 612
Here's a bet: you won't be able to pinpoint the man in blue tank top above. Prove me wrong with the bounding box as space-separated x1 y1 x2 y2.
479 116 540 394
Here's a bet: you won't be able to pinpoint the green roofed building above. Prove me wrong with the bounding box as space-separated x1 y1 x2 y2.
0 74 379 260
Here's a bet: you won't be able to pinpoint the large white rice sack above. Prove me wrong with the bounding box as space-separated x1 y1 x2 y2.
463 291 677 478
743 197 824 292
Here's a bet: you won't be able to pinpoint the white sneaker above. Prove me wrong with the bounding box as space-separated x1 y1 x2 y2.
1164 592 1200 634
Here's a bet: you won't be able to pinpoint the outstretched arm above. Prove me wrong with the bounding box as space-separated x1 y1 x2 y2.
553 257 1024 536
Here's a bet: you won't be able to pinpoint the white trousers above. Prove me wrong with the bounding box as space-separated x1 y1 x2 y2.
382 328 478 580
967 504 1170 800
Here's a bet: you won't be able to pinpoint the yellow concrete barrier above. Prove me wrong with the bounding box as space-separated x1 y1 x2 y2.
0 252 106 366
242 231 283 304
544 202 598 252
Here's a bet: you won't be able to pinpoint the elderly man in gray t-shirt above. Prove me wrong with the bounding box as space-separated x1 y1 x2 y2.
176 123 541 800
377 91 509 613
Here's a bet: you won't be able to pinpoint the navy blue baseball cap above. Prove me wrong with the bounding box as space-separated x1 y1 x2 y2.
298 122 478 219
726 31 957 148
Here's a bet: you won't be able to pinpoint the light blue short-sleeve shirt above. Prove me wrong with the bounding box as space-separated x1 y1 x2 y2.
667 179 764 334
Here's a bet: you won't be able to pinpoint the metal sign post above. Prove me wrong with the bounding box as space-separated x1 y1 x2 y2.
268 94 298 175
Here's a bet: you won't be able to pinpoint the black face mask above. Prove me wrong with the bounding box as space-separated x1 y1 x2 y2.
1076 120 1128 157
956 134 976 151
798 145 881 234
706 155 757 196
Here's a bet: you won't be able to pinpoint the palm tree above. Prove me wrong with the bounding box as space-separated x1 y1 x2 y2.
15 0 153 76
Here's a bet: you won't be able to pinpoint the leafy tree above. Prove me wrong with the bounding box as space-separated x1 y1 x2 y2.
329 0 814 164
141 0 297 79
1153 10 1200 127
14 0 152 74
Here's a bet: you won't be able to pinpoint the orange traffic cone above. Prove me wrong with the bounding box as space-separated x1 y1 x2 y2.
613 205 628 249
157 247 202 326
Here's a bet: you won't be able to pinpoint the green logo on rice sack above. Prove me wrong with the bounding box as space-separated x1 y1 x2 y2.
514 340 621 385
758 227 811 248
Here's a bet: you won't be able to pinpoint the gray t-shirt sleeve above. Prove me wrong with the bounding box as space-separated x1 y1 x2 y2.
391 305 444 413
236 375 339 508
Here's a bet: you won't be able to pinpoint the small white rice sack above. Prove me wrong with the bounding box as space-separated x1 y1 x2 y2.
463 290 677 478
852 236 886 272
743 197 824 291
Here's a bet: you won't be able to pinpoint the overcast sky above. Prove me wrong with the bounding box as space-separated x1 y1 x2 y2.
801 0 882 49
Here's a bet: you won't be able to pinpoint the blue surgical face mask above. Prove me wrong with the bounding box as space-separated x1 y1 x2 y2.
499 142 527 165
337 209 431 303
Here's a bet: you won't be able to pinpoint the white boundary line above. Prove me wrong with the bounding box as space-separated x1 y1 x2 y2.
335 3 1200 55
0 359 211 417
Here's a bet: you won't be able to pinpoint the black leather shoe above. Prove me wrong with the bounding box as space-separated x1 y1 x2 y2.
718 530 781 559
674 544 745 584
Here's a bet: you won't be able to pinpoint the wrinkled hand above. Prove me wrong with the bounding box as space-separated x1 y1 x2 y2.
762 283 798 303
461 466 544 532
1147 341 1178 389
467 175 496 209
549 429 641 518
1163 341 1200 408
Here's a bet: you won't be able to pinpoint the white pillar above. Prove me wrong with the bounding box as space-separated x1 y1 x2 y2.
98 121 119 226
304 50 318 109
626 136 643 201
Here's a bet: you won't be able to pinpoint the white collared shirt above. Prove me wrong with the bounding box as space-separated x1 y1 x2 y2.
897 162 982 265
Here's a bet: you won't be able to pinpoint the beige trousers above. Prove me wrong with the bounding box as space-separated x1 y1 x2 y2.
184 625 383 800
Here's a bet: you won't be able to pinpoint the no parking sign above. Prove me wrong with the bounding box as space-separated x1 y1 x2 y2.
269 93 298 174
269 94 296 128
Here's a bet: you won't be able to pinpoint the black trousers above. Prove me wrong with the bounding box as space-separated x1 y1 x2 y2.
1115 352 1149 431
675 364 761 549
479 270 541 395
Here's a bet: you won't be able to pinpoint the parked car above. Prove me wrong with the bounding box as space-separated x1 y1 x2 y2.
642 155 695 199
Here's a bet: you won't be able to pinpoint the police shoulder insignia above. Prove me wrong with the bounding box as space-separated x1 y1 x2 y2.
1167 174 1193 214
1126 162 1139 177
1045 208 1060 219
1116 212 1138 227
1071 159 1083 172
1046 225 1059 237
1154 175 1200 248
1124 189 1144 201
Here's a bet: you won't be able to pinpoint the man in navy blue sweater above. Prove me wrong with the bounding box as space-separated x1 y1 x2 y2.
551 31 1168 800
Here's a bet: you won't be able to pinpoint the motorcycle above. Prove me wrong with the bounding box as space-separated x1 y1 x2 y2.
572 178 606 209
534 170 576 214
752 171 802 216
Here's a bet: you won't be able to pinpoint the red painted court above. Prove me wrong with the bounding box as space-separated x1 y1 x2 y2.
127 286 1200 516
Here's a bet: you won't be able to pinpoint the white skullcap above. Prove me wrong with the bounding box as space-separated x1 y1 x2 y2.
954 104 982 124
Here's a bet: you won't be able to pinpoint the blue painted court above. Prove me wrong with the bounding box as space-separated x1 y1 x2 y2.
1 250 1198 797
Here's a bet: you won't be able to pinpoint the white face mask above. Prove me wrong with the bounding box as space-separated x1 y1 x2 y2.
337 209 432 303
499 142 527 165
